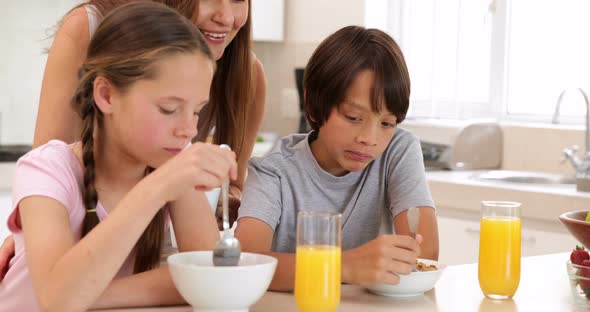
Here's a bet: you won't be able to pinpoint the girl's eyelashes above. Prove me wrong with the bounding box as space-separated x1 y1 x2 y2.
158 106 176 115
159 104 203 117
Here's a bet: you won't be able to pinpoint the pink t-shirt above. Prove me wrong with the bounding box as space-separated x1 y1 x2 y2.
0 140 145 311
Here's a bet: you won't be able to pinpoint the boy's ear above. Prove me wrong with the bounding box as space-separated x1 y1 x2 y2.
93 76 114 115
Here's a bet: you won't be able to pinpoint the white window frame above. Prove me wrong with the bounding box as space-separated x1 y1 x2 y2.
365 0 586 126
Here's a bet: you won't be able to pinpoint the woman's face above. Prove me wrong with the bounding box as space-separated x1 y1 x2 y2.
195 0 249 60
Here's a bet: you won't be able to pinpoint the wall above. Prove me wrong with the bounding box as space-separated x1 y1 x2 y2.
501 123 585 175
254 0 366 136
0 0 364 143
0 1 79 144
1 0 586 176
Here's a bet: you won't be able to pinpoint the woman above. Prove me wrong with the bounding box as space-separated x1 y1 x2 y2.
0 0 265 280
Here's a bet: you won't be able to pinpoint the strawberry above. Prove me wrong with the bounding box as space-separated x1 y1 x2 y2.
571 245 590 265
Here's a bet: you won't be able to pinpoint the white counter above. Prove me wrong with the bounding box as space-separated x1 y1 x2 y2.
95 252 578 312
427 170 590 223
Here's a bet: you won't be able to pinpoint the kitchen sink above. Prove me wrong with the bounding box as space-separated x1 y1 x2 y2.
471 170 576 185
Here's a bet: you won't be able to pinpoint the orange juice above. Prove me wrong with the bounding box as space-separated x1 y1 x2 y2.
478 216 521 298
295 245 341 312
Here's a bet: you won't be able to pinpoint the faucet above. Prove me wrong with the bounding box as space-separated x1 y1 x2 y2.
554 88 590 192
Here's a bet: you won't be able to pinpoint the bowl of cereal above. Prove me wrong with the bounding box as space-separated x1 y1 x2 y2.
366 259 445 297
168 251 277 311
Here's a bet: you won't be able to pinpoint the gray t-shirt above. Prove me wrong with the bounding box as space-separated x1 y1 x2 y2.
238 128 435 252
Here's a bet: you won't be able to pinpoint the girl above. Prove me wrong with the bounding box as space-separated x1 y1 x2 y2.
34 0 263 204
0 0 264 279
0 2 237 311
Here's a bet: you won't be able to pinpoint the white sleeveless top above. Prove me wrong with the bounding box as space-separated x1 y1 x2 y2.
84 5 100 38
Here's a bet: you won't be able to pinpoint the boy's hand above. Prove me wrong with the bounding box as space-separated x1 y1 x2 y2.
342 234 422 286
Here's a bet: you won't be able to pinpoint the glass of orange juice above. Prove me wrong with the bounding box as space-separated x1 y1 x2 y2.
295 211 341 312
478 201 522 299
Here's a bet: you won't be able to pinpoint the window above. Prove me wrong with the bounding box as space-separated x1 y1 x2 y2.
365 0 589 124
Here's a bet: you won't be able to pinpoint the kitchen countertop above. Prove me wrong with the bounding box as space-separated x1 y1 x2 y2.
95 252 578 311
426 170 590 224
0 163 587 226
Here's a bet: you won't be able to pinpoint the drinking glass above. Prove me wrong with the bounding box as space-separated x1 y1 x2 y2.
294 211 341 312
478 201 522 299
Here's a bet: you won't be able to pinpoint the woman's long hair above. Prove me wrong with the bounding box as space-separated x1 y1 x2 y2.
75 0 255 160
71 1 214 273
193 0 254 160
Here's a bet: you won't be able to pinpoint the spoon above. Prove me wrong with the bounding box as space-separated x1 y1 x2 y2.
407 207 420 271
212 144 242 266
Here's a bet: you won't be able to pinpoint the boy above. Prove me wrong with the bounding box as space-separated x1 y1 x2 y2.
235 26 438 291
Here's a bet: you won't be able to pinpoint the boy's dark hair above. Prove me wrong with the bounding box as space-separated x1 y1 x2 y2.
303 26 411 131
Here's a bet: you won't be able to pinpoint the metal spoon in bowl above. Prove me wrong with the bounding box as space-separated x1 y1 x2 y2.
407 207 420 272
212 144 242 266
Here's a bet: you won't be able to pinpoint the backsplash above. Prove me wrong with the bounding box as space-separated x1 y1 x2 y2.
501 123 585 175
253 0 365 137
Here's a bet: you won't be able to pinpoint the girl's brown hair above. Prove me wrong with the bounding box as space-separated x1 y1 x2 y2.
72 1 214 273
76 0 254 167
304 26 411 131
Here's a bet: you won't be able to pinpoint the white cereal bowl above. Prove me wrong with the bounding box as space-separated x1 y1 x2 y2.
366 259 445 297
167 251 277 312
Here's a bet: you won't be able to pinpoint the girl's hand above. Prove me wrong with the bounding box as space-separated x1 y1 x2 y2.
147 142 238 203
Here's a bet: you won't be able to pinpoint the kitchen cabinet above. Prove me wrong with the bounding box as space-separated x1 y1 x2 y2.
438 215 480 265
251 0 284 42
438 213 578 266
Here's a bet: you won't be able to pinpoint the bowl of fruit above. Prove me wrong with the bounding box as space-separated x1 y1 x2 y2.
567 246 590 307
559 211 590 250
